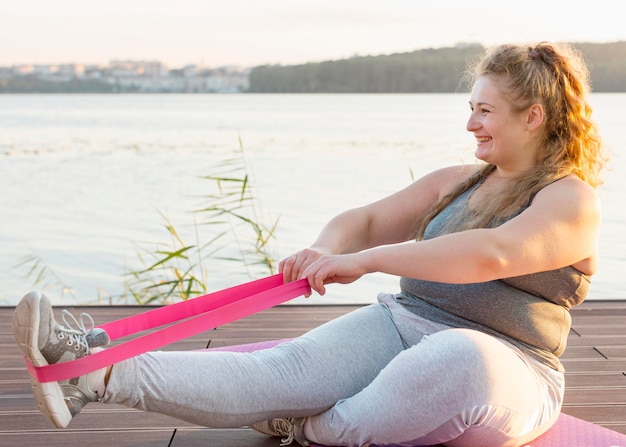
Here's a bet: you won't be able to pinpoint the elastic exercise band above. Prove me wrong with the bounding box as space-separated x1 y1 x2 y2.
25 274 310 383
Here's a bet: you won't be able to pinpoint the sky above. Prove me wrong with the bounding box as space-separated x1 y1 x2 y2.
1 0 624 69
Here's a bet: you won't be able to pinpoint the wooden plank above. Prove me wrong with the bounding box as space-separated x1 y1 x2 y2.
570 301 626 310
566 335 626 347
561 359 626 374
596 346 626 359
571 325 626 336
0 402 200 430
171 428 281 447
560 345 609 360
563 388 626 406
564 372 626 388
0 430 174 447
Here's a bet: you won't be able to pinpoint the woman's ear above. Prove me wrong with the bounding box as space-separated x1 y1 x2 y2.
526 103 545 130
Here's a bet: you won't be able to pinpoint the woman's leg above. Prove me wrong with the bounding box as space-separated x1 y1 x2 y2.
305 327 564 447
104 300 408 428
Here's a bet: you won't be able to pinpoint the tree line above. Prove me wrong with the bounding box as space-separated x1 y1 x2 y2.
3 42 624 93
248 42 626 93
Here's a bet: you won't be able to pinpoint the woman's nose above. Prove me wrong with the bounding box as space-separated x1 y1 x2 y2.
466 116 477 132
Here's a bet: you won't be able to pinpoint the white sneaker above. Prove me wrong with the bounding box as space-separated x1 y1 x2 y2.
12 291 109 428
250 417 309 446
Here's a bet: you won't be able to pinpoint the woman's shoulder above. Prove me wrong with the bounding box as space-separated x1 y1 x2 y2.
538 175 600 202
423 164 483 193
425 164 482 181
533 175 601 218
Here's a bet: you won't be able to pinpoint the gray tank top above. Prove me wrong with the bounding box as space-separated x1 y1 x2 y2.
399 184 590 371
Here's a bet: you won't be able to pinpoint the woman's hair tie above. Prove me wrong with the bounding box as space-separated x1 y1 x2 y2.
529 48 541 61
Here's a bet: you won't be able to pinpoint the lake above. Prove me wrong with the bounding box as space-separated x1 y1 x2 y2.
1 93 624 305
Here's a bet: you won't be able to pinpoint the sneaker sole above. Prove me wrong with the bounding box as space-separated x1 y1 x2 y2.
250 420 281 436
13 291 72 429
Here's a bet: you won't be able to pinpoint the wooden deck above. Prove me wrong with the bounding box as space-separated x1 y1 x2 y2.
1 300 625 446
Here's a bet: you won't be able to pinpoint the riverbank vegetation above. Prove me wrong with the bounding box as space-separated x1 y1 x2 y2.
249 42 626 93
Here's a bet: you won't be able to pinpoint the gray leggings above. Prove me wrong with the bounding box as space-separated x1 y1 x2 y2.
104 293 564 447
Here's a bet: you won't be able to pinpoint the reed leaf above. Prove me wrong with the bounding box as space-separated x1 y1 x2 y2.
126 141 279 304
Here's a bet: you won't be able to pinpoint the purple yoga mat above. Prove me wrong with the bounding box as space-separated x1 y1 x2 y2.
522 413 626 447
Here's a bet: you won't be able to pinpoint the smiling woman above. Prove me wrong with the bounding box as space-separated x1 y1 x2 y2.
11 41 612 447
413 42 605 240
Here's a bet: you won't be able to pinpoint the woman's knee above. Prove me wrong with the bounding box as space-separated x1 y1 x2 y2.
420 329 547 410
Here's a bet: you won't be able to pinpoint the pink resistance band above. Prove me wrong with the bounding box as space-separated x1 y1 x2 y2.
25 274 311 383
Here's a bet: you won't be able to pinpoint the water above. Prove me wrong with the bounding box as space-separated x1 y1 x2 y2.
1 93 624 305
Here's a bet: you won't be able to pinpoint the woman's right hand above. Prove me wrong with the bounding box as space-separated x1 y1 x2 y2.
279 248 325 284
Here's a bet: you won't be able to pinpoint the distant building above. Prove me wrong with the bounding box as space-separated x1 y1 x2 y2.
105 62 250 93
203 67 250 93
108 60 167 78
2 59 250 93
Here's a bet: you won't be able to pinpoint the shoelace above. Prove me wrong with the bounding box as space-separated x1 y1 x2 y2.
57 310 95 352
271 418 298 446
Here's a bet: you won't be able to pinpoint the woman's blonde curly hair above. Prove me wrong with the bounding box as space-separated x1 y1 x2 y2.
415 42 607 240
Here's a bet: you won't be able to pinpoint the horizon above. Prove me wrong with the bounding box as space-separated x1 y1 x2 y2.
3 1 625 68
4 39 625 71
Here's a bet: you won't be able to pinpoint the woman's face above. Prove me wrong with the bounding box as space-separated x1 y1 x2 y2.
466 75 539 176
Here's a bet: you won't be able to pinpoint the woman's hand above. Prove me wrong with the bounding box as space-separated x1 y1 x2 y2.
302 253 367 296
280 249 367 296
279 248 325 284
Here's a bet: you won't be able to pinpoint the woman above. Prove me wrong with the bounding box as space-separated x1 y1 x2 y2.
13 41 606 447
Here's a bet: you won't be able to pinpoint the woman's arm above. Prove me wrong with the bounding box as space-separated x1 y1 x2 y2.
303 176 601 295
280 165 475 282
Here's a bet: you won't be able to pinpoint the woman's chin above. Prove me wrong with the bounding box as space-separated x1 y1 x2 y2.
474 148 491 163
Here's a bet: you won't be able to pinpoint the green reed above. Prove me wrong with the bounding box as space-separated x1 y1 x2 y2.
126 142 279 304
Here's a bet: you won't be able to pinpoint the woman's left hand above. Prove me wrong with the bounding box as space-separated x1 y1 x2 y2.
303 253 367 296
